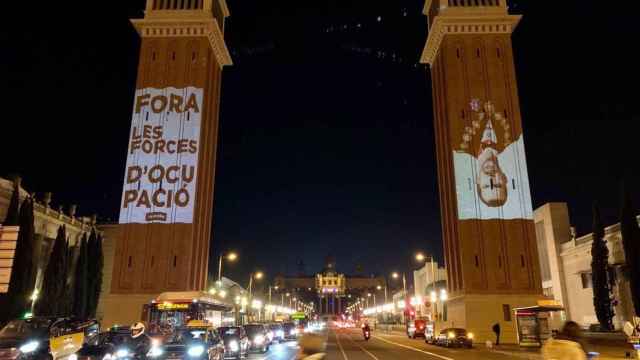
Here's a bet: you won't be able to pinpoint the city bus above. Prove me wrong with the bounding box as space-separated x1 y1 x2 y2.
141 291 234 336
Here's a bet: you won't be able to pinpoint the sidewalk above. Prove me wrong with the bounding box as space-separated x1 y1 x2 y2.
376 327 638 359
482 343 637 360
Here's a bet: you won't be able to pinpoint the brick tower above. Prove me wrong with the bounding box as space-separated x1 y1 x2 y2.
101 0 232 327
422 0 542 343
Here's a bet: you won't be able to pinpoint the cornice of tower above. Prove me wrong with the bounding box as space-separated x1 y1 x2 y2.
131 17 232 67
420 14 520 65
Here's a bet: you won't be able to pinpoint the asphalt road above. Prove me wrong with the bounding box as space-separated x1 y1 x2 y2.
243 327 534 360
326 328 535 360
245 339 301 360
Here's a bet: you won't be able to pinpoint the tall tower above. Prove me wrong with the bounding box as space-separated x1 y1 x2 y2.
101 0 232 327
422 0 542 343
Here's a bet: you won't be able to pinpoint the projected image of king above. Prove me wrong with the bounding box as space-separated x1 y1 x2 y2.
454 99 533 220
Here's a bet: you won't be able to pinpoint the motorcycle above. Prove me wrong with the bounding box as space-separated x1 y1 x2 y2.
363 331 370 341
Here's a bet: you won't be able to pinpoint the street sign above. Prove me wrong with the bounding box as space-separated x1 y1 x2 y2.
0 226 19 294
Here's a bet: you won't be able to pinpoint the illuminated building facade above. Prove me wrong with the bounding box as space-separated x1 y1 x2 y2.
274 257 385 316
100 0 232 328
422 0 542 343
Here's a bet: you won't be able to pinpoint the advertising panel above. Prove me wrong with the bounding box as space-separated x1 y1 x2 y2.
453 99 533 220
0 225 18 293
119 87 203 224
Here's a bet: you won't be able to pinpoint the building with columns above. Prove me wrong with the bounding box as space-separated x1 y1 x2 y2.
413 261 447 318
534 202 639 330
0 176 98 296
274 257 385 316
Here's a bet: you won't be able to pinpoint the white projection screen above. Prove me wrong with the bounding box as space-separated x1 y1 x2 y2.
119 87 203 224
453 99 533 220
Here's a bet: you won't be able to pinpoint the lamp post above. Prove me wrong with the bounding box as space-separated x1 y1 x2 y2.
416 252 438 321
248 271 263 298
392 272 408 324
217 252 238 282
247 271 263 321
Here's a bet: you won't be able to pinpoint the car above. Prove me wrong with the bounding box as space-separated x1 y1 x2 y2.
150 321 225 360
242 324 269 353
75 326 132 360
217 327 248 360
434 328 473 348
282 323 298 341
0 317 99 360
267 324 284 343
406 320 427 339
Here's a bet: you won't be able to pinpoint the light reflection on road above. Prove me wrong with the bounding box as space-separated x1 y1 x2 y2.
246 340 300 360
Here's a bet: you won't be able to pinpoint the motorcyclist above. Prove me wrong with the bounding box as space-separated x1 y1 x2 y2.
128 322 152 357
362 322 371 338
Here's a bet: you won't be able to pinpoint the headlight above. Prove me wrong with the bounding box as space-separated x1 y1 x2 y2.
147 347 164 358
276 330 284 337
253 335 265 345
187 346 205 357
467 333 474 339
228 341 239 352
69 354 78 360
103 354 113 360
19 341 39 353
291 329 298 335
116 349 129 358
448 332 455 339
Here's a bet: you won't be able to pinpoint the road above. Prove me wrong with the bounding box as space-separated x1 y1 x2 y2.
326 327 536 360
246 339 301 360
245 328 536 360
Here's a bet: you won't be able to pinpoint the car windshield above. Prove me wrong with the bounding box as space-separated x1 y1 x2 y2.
243 325 263 336
269 324 283 331
283 323 295 330
218 327 240 337
167 328 208 344
0 319 51 340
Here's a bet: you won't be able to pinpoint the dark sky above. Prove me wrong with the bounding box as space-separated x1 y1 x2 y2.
1 0 638 287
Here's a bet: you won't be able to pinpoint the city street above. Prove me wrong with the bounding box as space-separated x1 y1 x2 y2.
326 328 535 360
246 340 301 360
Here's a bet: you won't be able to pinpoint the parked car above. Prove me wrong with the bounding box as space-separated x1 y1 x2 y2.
217 327 248 360
406 319 427 339
242 324 269 353
423 322 436 344
268 324 284 343
0 317 99 360
434 328 473 348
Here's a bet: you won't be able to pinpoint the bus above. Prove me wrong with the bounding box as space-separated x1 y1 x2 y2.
141 291 234 336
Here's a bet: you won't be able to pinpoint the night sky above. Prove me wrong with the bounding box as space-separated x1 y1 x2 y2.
1 0 638 288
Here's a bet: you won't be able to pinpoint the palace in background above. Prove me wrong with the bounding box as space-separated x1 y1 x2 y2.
274 257 386 316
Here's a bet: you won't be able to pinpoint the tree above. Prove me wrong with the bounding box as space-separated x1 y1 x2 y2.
72 234 89 318
591 202 614 331
2 177 21 226
35 225 68 316
86 230 104 318
620 184 640 317
58 239 74 316
4 197 36 321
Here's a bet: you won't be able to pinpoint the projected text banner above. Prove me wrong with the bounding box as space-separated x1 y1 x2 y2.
119 87 203 224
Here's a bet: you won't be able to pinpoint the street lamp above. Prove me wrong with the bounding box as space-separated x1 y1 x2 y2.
217 251 238 282
415 252 425 262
